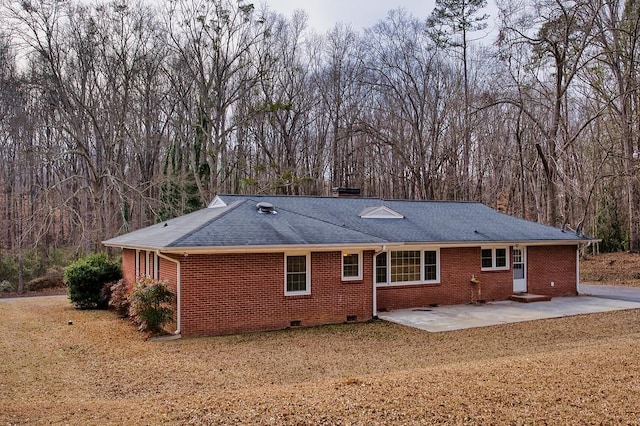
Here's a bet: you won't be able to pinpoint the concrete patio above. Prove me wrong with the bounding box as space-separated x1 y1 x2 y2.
377 289 640 332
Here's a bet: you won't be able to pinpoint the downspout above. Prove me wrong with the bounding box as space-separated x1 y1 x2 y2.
577 243 588 295
373 245 387 318
156 250 181 335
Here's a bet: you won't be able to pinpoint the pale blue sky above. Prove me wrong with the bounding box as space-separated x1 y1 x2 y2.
261 0 499 35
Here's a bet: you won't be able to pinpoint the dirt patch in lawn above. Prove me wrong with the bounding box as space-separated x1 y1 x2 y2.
1 296 639 425
581 252 640 287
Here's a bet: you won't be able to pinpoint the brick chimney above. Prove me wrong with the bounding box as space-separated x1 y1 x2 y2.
332 187 361 197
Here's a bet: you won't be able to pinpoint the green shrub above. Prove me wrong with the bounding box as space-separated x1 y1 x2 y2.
64 253 121 309
0 248 75 287
128 277 174 335
0 280 14 293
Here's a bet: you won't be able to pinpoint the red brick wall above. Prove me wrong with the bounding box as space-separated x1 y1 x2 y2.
376 245 578 311
122 249 136 286
158 255 179 333
121 249 181 333
121 244 578 337
376 247 513 311
179 251 374 337
527 245 577 296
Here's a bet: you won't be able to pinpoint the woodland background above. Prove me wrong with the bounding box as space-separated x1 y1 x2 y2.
1 0 639 288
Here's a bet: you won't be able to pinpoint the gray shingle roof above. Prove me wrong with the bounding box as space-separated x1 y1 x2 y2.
102 194 594 250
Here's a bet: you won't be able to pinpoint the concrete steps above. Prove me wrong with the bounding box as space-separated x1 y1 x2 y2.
510 293 552 303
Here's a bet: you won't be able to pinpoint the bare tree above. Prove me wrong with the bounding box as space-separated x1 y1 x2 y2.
427 0 489 199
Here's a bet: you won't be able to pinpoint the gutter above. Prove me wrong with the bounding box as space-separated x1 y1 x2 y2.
104 239 598 255
155 250 181 336
372 245 387 318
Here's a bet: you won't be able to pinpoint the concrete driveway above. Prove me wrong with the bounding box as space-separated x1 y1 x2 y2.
579 284 640 303
378 287 640 332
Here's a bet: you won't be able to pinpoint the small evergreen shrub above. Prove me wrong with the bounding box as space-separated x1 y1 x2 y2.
128 277 174 335
64 253 121 309
0 280 14 293
108 279 131 318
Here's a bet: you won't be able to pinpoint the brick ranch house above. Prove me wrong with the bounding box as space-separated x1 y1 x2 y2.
103 194 594 337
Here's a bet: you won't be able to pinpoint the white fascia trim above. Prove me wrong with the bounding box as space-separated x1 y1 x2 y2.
103 240 592 254
154 243 393 255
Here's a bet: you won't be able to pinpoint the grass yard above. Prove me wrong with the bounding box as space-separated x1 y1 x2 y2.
1 295 639 425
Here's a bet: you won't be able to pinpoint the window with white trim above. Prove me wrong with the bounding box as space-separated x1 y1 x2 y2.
342 251 362 280
424 250 437 281
391 250 421 283
376 249 440 285
375 253 387 284
481 247 509 271
285 254 311 295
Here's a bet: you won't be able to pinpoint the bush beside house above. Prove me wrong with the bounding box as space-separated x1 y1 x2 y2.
64 253 121 309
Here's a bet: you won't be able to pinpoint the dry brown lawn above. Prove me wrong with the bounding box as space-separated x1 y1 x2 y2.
1 294 640 425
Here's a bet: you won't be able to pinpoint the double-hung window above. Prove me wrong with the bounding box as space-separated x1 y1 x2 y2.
376 249 439 285
342 251 362 281
424 250 437 281
375 254 387 284
285 254 311 295
481 247 509 271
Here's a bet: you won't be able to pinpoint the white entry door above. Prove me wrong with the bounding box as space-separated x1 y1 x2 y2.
513 248 527 293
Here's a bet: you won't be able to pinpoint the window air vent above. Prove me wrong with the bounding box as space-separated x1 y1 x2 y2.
290 320 302 327
346 315 357 322
256 202 276 214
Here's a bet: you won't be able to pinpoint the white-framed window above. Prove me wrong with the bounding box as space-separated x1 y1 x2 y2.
375 253 387 284
375 249 440 286
391 250 421 283
342 251 362 281
481 247 509 271
285 253 311 295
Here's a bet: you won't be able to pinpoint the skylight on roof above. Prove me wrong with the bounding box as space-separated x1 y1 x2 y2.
359 205 404 219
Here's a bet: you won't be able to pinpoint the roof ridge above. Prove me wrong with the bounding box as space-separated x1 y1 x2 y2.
168 199 250 247
218 193 485 204
219 193 384 201
242 196 390 243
